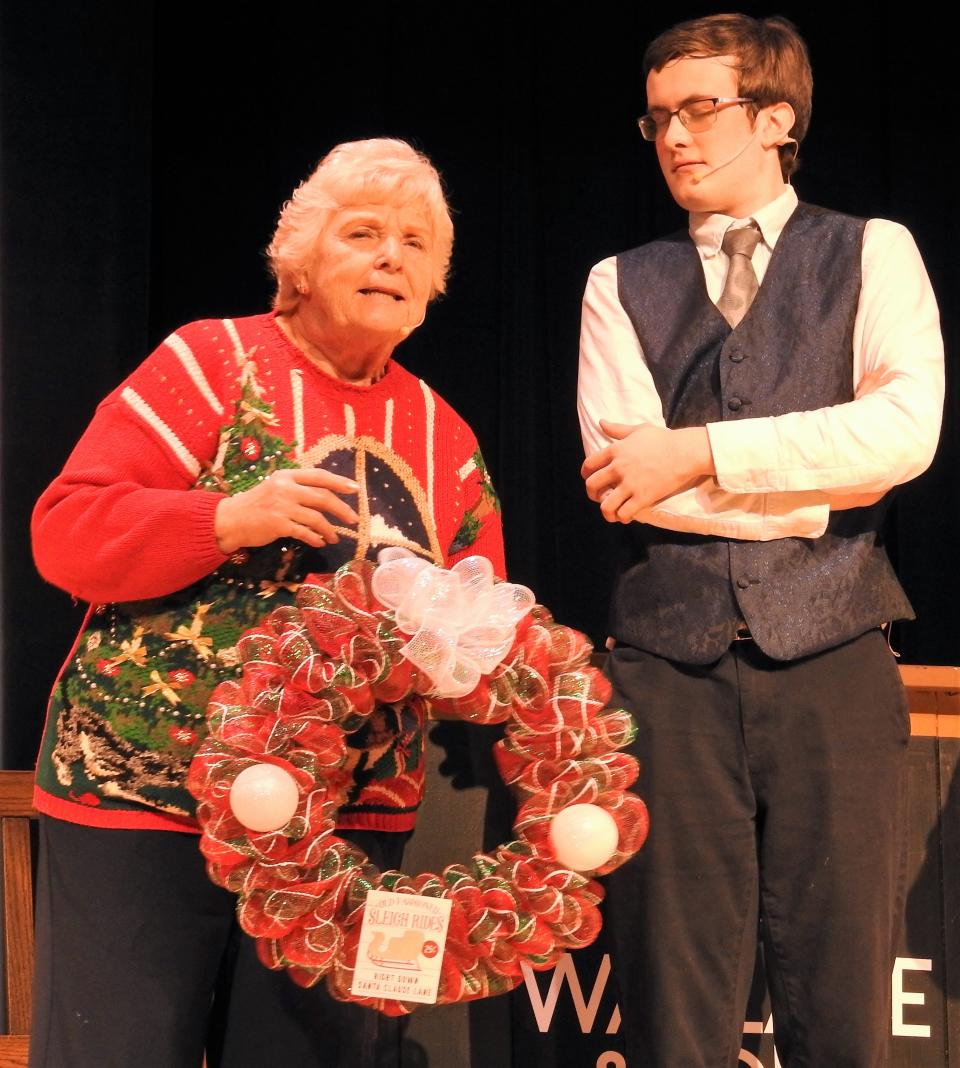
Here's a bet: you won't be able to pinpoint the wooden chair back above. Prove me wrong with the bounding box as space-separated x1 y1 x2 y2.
0 771 36 1068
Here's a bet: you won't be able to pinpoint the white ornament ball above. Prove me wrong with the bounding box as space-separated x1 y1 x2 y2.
229 763 300 833
549 803 620 872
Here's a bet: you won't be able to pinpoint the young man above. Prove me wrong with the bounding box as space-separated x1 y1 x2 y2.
578 14 943 1068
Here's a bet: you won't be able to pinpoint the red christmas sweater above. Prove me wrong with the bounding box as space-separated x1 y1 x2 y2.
32 313 504 833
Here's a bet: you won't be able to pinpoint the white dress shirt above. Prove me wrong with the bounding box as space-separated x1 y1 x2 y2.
577 185 945 540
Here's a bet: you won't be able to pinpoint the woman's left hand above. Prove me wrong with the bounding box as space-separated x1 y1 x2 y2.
214 468 360 554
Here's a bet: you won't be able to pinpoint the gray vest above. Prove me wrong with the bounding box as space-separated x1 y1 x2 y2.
611 202 913 664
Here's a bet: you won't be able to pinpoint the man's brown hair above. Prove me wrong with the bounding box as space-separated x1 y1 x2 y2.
644 13 812 179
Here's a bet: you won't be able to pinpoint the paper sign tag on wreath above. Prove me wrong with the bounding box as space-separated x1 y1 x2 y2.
351 890 453 1004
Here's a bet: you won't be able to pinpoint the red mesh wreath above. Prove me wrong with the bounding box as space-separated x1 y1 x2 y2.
187 559 648 1014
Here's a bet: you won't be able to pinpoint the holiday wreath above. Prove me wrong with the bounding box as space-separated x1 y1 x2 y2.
187 550 648 1014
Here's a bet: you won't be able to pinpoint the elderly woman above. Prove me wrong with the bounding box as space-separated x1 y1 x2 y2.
30 139 504 1068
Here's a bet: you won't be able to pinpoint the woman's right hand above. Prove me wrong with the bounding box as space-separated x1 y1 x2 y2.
214 468 360 554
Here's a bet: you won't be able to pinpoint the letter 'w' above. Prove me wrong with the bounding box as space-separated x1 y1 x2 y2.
521 954 620 1034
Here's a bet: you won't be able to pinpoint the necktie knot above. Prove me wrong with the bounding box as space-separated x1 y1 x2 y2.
721 222 762 259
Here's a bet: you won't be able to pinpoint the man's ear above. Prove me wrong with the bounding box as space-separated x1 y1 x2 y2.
760 101 796 149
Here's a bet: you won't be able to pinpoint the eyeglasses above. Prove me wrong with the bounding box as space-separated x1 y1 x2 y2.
637 97 755 141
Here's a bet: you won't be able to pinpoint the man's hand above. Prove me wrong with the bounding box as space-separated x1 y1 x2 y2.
581 421 715 523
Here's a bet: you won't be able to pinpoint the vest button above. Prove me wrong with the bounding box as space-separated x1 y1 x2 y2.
736 577 751 589
728 397 743 412
729 352 746 363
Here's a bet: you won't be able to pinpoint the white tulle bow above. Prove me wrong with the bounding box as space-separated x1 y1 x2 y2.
372 548 535 698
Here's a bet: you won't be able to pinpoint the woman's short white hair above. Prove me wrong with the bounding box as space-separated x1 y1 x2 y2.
267 138 454 313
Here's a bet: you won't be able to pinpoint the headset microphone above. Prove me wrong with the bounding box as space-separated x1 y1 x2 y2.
689 126 761 185
399 314 426 338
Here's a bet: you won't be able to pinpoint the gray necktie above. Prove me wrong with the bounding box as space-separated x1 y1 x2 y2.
717 223 762 327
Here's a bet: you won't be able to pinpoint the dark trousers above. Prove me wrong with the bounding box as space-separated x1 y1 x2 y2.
605 629 909 1068
29 818 408 1068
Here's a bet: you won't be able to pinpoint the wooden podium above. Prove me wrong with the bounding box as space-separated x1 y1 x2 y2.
892 665 960 1068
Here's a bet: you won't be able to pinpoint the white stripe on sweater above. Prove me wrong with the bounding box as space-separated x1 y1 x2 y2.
419 380 435 519
222 318 247 366
121 387 201 478
290 368 305 460
164 332 224 416
384 398 394 449
343 404 356 439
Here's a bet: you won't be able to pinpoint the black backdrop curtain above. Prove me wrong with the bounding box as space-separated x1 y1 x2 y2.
1 1 956 768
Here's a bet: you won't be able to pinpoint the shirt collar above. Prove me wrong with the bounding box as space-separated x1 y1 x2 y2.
689 185 799 258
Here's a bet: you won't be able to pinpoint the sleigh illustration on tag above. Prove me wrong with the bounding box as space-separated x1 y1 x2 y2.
367 929 426 970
